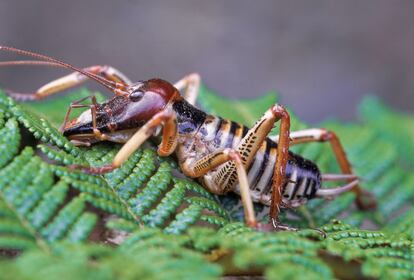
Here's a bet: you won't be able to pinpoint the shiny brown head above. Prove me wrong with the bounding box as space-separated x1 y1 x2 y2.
63 79 180 143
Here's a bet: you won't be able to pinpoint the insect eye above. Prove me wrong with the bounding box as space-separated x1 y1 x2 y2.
129 90 144 102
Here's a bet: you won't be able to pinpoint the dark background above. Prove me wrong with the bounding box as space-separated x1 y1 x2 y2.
1 1 413 123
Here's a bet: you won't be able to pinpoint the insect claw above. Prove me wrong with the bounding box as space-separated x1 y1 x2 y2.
313 228 327 239
271 218 298 232
246 220 258 228
268 218 327 239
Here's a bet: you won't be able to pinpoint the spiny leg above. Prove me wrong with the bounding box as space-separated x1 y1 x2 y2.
173 73 200 105
270 128 376 209
211 104 291 229
268 106 291 227
60 95 99 132
70 109 178 174
180 149 256 227
155 111 178 157
61 95 110 147
1 62 131 100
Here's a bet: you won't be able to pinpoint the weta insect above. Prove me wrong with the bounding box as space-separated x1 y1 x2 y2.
0 46 376 230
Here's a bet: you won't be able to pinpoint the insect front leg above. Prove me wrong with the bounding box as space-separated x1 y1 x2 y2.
173 73 200 105
60 95 99 133
180 149 256 227
270 128 376 209
60 95 111 147
70 109 178 174
3 63 131 100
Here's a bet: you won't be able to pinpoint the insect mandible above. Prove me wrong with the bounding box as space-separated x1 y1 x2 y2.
0 46 376 230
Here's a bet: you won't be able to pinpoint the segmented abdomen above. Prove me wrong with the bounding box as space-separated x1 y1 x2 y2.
197 116 322 205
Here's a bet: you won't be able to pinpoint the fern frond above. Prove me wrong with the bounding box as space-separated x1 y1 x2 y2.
0 90 229 253
0 86 413 279
359 96 414 166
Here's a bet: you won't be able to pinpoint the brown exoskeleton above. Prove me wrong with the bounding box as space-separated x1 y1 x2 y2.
0 46 376 230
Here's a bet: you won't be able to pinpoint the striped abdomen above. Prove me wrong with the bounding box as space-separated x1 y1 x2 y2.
194 116 322 206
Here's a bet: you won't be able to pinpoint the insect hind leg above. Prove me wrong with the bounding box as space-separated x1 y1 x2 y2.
212 103 291 229
271 128 376 210
316 178 360 199
173 73 200 105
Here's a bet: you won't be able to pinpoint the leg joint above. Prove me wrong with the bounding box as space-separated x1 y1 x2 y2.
270 104 289 118
223 148 242 164
320 129 337 141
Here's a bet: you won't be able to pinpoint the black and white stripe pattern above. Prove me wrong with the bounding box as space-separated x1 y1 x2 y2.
197 116 322 205
177 110 322 206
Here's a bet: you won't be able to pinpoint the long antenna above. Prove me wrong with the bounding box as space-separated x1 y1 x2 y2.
0 60 119 91
0 46 128 95
0 60 110 83
0 60 59 67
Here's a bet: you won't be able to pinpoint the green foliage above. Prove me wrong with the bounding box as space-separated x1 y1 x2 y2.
0 86 413 279
0 229 222 280
0 90 228 253
1 223 412 279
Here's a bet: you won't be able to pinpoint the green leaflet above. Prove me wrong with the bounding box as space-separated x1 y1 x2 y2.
0 85 413 280
0 230 222 280
2 223 412 280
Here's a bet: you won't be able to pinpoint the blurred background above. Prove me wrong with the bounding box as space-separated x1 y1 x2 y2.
0 0 413 123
